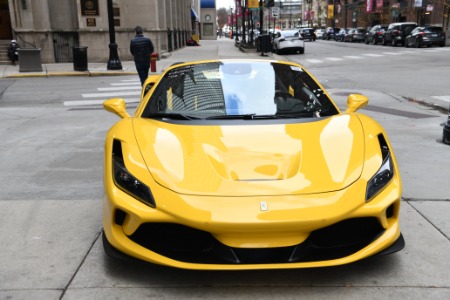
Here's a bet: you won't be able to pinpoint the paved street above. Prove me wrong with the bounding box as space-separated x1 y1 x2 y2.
0 38 449 300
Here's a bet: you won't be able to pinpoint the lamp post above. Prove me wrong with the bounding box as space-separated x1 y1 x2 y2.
107 0 122 70
235 5 239 41
229 7 232 38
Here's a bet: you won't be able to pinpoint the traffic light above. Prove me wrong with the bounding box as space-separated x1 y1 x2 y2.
266 0 275 8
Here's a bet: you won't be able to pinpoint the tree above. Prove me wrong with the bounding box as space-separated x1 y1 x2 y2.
217 7 229 31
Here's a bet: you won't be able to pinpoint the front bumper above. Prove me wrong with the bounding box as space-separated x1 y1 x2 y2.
103 175 403 270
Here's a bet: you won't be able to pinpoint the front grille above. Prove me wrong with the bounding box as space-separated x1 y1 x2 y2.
129 218 384 265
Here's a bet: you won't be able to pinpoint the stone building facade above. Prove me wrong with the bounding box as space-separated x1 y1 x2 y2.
3 0 205 64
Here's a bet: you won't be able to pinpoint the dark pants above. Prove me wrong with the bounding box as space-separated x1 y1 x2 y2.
135 62 150 86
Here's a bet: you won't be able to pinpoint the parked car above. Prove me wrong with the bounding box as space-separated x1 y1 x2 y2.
343 28 366 42
102 59 404 269
335 28 350 42
365 25 388 45
323 27 340 40
382 22 417 46
299 28 316 41
272 29 305 54
315 28 325 39
404 26 446 48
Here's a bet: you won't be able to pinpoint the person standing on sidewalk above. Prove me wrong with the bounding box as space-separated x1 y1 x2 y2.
130 26 154 86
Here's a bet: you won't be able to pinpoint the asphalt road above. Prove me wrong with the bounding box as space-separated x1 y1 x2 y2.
0 38 449 300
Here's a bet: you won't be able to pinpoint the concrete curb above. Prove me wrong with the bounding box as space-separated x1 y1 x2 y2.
4 70 138 78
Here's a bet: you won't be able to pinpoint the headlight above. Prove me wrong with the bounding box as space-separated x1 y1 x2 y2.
112 140 156 208
366 135 394 202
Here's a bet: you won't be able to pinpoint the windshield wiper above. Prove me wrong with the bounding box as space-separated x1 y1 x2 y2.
206 114 278 120
146 113 199 120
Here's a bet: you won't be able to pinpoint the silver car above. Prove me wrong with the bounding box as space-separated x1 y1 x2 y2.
272 30 305 54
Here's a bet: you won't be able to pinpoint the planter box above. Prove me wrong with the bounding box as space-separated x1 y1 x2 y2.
18 48 43 72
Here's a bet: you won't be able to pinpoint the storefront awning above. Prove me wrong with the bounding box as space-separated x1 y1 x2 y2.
191 8 200 22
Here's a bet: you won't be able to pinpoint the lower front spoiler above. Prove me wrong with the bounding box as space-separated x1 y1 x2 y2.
102 221 405 270
375 233 405 256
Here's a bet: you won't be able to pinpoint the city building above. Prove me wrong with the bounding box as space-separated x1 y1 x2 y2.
0 0 218 64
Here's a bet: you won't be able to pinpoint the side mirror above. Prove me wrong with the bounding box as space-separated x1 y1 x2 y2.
103 98 130 119
345 94 368 113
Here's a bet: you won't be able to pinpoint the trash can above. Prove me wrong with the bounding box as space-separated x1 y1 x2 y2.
73 47 88 71
258 35 272 54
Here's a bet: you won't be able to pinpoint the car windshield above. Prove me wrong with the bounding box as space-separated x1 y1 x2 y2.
282 30 299 38
142 61 339 120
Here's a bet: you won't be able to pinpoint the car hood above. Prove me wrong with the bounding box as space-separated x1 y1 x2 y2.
133 115 365 196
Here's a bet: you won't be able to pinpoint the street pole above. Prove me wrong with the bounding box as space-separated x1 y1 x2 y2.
230 7 234 39
259 0 263 34
235 5 239 41
106 0 122 70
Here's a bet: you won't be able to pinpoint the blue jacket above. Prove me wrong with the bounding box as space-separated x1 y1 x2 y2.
130 34 154 64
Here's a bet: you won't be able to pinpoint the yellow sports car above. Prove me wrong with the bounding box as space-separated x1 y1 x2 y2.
102 60 404 270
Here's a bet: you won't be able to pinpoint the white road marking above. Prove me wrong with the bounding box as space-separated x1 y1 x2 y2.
363 54 384 57
82 91 141 98
64 98 140 106
432 96 450 103
97 86 141 91
343 56 363 59
305 59 324 63
326 57 343 61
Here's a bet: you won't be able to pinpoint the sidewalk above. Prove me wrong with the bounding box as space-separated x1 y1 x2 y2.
0 38 268 78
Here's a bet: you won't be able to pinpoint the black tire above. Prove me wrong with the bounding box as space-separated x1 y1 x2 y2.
415 38 421 48
299 47 304 54
440 42 445 47
373 37 377 45
405 39 409 48
382 38 387 46
365 37 369 44
391 38 396 47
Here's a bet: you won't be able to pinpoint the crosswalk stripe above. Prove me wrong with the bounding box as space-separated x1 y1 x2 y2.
363 54 384 57
64 98 140 106
305 59 323 63
383 52 403 55
343 56 363 59
110 82 141 86
432 96 450 103
326 57 343 61
97 86 141 91
82 91 141 98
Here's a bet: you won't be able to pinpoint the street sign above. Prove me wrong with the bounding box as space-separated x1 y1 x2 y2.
272 7 280 18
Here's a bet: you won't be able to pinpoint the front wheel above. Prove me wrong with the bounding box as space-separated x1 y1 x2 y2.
299 47 305 54
415 38 421 48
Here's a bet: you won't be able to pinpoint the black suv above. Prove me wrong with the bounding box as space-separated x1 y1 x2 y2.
382 22 417 46
322 27 340 40
365 25 387 45
299 28 316 41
